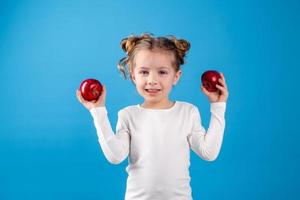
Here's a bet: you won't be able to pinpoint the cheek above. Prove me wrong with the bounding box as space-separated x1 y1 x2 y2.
162 78 175 88
135 77 145 86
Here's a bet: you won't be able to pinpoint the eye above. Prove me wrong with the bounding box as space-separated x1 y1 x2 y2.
139 70 149 75
159 70 168 75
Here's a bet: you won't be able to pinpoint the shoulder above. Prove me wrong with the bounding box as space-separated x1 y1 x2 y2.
117 105 139 118
174 101 202 124
176 101 198 112
119 104 139 113
174 101 201 118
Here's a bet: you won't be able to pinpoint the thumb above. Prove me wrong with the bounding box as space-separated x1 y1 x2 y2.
95 84 106 103
101 84 106 99
201 85 210 96
76 89 87 104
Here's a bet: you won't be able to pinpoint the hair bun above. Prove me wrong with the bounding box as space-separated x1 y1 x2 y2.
120 37 137 54
120 33 153 54
174 39 190 53
168 36 190 64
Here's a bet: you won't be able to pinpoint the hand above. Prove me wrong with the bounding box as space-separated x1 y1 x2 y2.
201 73 229 103
76 85 106 110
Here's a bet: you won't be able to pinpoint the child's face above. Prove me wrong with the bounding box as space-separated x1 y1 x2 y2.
131 49 181 107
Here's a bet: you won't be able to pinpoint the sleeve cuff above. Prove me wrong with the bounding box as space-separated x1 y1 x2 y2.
210 102 226 114
90 106 107 119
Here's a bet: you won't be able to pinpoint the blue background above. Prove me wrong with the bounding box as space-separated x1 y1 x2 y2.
0 0 299 199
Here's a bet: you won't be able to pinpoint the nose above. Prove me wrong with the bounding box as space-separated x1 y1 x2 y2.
147 72 158 85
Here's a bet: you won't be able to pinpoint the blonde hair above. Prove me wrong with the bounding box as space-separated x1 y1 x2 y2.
117 33 190 80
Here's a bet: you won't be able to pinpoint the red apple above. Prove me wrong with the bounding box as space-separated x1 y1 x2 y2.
201 70 221 92
79 79 103 101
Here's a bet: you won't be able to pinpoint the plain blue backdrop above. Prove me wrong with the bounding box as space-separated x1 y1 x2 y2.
0 0 299 199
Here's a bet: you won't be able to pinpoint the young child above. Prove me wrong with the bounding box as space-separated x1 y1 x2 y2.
76 33 229 200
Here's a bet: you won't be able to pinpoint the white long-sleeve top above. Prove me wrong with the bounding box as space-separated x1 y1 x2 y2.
90 101 226 200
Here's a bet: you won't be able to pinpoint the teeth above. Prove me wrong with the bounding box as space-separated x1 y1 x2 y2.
146 89 160 92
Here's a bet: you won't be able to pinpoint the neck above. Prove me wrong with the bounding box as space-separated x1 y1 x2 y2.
141 100 175 109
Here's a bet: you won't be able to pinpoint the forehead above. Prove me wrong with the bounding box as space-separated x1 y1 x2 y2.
134 49 175 68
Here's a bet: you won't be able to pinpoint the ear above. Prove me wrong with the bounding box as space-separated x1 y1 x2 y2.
130 71 136 84
173 70 182 86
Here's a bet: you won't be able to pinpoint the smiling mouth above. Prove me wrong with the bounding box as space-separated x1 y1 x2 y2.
145 89 161 94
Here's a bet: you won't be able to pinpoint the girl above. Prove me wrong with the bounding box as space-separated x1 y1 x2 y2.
76 33 229 200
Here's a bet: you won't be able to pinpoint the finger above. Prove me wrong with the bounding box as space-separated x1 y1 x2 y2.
220 72 225 81
221 73 228 87
76 90 88 104
76 90 83 103
218 78 224 85
216 84 228 94
218 78 227 89
102 85 106 96
218 73 228 89
201 85 210 96
100 85 107 99
95 84 106 104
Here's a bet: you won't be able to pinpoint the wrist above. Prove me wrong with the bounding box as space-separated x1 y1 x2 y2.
89 105 105 111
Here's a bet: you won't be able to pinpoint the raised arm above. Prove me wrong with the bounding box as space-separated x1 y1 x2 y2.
90 108 130 164
188 102 226 161
76 86 130 164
